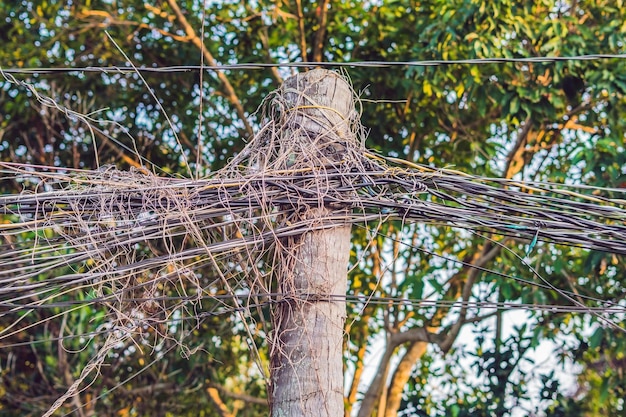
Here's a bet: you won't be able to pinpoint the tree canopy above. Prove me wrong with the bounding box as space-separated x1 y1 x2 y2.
1 1 626 416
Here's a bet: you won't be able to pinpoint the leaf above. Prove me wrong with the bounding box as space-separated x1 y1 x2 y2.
599 376 610 403
423 80 433 96
509 96 520 114
540 37 561 53
409 274 425 298
428 277 445 294
501 282 513 299
589 327 604 349
455 83 465 99
533 290 547 305
613 78 626 94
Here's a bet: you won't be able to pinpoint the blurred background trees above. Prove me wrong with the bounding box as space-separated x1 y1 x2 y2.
1 0 625 416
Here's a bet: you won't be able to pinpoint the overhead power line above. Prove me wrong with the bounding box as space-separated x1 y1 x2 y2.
2 294 624 348
2 291 625 315
2 53 626 75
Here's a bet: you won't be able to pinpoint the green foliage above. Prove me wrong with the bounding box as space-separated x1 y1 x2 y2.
1 0 626 416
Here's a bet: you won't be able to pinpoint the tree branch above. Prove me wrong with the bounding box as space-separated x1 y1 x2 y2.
294 0 309 62
166 0 254 138
258 26 284 84
356 339 396 417
311 0 330 62
356 326 435 417
438 241 502 353
93 129 144 169
76 9 192 42
207 386 236 417
120 382 179 396
383 341 428 417
463 310 499 324
504 115 533 179
242 2 283 84
345 322 370 417
209 382 268 406
357 238 504 417
389 326 433 346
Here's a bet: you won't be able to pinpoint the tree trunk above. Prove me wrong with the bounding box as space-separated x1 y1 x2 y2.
269 69 355 417
383 341 428 417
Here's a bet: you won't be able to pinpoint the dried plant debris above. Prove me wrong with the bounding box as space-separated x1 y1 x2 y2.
1 70 626 414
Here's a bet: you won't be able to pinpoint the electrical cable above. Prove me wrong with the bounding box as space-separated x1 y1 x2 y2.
2 54 626 75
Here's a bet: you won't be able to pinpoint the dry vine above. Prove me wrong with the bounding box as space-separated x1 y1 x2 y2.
1 69 626 414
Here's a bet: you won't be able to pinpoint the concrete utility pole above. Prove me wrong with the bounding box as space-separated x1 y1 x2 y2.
269 69 354 417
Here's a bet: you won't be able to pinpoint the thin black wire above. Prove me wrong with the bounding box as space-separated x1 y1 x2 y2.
0 301 262 349
0 222 621 315
57 305 271 417
59 332 181 417
36 289 626 415
355 224 616 307
0 220 617 312
358 222 626 332
2 53 626 75
5 48 625 417
2 295 624 350
0 329 108 348
2 292 624 322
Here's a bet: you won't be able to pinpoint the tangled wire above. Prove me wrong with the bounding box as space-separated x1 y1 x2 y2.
1 69 626 414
